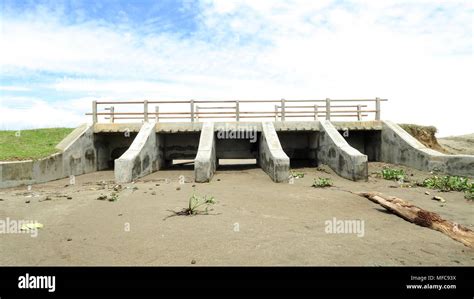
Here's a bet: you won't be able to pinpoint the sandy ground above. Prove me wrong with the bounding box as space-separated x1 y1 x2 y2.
439 134 474 155
0 161 472 266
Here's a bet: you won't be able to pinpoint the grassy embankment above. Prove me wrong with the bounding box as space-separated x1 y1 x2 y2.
0 128 73 161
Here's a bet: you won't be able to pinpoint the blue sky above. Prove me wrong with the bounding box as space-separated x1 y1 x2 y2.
0 0 472 136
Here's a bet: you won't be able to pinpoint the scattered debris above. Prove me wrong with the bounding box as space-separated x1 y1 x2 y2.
217 179 221 182
191 259 196 265
432 196 446 203
97 195 108 201
151 191 156 195
20 222 43 231
176 187 181 191
191 184 196 187
67 196 72 200
155 184 160 186
425 191 430 195
25 200 30 204
109 192 119 202
67 238 72 242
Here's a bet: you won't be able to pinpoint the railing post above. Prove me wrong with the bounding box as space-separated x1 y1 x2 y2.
357 105 362 121
375 97 381 120
144 100 149 122
281 98 286 122
235 100 240 122
274 105 278 121
314 105 318 121
110 106 115 123
325 98 331 120
92 100 98 124
155 106 160 122
196 106 199 121
190 99 195 122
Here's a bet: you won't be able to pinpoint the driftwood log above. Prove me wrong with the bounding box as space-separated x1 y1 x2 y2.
356 191 474 248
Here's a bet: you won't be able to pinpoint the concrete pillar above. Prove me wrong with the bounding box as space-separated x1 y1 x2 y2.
155 106 160 122
325 98 331 120
194 122 216 182
144 100 149 122
259 122 290 182
281 99 286 121
375 97 381 120
114 122 158 183
110 106 115 123
318 120 368 181
92 100 98 124
236 100 240 122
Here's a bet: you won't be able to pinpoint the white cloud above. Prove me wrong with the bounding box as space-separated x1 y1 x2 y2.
0 86 31 91
0 0 472 136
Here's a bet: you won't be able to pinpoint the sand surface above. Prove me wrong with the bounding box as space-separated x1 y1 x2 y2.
439 134 474 155
0 161 472 266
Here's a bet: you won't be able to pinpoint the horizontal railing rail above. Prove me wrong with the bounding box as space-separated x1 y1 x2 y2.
87 98 387 123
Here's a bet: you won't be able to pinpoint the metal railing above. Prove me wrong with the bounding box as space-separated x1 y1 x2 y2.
87 98 387 123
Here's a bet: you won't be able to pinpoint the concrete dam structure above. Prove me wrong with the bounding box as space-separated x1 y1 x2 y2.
1 98 473 188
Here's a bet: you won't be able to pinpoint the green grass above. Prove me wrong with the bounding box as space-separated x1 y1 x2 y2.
420 175 473 200
312 177 333 188
0 128 74 161
381 167 406 181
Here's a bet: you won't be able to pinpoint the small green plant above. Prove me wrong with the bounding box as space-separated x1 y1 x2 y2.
420 175 473 200
165 194 216 219
381 168 406 181
421 175 471 192
465 191 473 200
290 171 305 178
312 177 333 188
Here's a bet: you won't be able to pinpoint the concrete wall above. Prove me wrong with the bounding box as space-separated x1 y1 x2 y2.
94 132 138 170
318 121 368 181
258 122 290 183
381 121 474 177
339 130 381 162
114 122 161 183
278 131 319 160
194 122 217 183
0 124 97 188
163 133 200 161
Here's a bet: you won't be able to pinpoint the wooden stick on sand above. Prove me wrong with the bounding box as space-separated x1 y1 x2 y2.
356 191 474 248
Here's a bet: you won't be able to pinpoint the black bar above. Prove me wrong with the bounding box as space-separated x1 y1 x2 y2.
0 266 471 298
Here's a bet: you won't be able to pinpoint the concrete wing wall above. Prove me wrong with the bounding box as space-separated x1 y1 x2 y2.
318 120 368 181
194 122 216 183
0 124 97 188
258 122 290 183
114 122 159 183
381 121 474 177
